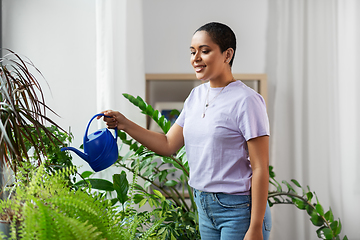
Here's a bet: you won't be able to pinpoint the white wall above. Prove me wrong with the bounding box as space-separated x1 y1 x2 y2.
2 0 97 171
143 0 268 74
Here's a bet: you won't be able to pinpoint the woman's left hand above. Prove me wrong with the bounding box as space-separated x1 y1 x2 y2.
244 226 263 240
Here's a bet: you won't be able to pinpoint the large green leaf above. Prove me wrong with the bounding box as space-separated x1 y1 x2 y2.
316 227 334 239
316 203 325 216
113 171 129 204
292 197 306 210
164 180 178 187
325 209 334 222
310 214 325 226
75 179 114 191
80 171 94 179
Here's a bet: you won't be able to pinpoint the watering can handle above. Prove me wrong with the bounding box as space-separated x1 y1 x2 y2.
84 113 118 142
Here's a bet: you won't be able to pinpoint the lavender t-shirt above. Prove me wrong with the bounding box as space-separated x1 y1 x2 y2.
175 80 269 195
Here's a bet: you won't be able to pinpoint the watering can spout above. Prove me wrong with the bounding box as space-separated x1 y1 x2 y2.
61 147 90 162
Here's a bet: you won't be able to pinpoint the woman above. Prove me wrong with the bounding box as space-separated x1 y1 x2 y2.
101 22 271 240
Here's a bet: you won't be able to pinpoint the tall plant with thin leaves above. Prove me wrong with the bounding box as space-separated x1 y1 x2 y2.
0 49 66 175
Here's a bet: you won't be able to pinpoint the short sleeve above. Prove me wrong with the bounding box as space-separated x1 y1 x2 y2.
238 94 270 141
175 107 185 127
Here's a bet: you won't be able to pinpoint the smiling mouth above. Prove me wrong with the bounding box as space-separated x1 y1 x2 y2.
194 65 206 72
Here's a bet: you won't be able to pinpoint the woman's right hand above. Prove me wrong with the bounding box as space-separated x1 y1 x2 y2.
98 110 128 130
98 109 184 156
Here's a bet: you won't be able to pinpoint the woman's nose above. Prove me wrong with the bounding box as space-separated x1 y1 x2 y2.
193 52 201 61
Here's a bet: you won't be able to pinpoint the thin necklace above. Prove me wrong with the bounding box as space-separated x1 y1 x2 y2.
201 86 225 118
201 79 236 118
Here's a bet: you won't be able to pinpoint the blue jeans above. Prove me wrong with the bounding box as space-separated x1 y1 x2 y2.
193 189 272 240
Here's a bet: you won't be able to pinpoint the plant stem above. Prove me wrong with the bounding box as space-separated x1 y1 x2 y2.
151 165 190 211
268 191 334 238
120 164 183 207
169 156 189 177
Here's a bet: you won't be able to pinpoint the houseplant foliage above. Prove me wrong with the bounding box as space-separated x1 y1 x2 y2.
77 167 198 240
268 166 348 240
0 49 66 174
0 163 164 240
116 93 199 239
118 93 347 240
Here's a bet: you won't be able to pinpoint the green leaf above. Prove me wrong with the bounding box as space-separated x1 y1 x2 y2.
164 180 177 187
153 110 160 121
269 165 276 178
164 121 171 133
134 183 145 192
330 220 338 234
176 146 186 158
336 219 342 236
325 209 334 222
269 179 282 192
157 227 166 235
161 157 182 171
306 191 313 202
75 179 114 191
159 115 165 127
310 214 325 226
133 194 144 204
144 181 152 189
118 130 127 140
146 105 154 115
139 198 148 208
130 142 139 151
81 171 93 179
291 179 302 188
316 203 325 216
148 198 157 208
110 198 119 206
306 204 314 216
113 172 129 204
142 162 158 177
293 198 306 210
282 180 297 194
136 96 147 111
153 189 166 201
316 227 334 239
159 170 169 183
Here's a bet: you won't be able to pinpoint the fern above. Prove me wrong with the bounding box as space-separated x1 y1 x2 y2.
0 164 125 240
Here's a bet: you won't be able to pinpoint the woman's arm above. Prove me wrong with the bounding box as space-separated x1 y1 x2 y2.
244 135 269 240
100 110 184 156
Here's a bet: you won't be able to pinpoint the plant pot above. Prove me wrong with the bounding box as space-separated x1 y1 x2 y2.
0 221 10 239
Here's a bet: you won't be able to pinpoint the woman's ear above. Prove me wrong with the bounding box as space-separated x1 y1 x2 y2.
224 48 234 63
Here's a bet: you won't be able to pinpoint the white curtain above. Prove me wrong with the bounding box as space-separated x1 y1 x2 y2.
337 0 360 238
95 0 145 126
95 0 146 179
266 0 359 239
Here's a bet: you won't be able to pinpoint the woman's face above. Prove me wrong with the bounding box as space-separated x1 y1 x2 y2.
190 31 228 81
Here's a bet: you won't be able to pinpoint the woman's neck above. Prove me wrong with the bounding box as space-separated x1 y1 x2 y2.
208 72 235 88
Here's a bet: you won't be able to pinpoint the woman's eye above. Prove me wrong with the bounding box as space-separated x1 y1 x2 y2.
190 52 196 55
202 50 209 54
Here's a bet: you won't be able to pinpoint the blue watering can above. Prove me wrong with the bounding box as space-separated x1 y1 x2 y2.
61 113 118 172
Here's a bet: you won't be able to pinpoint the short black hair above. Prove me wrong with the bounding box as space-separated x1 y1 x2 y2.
195 22 236 67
